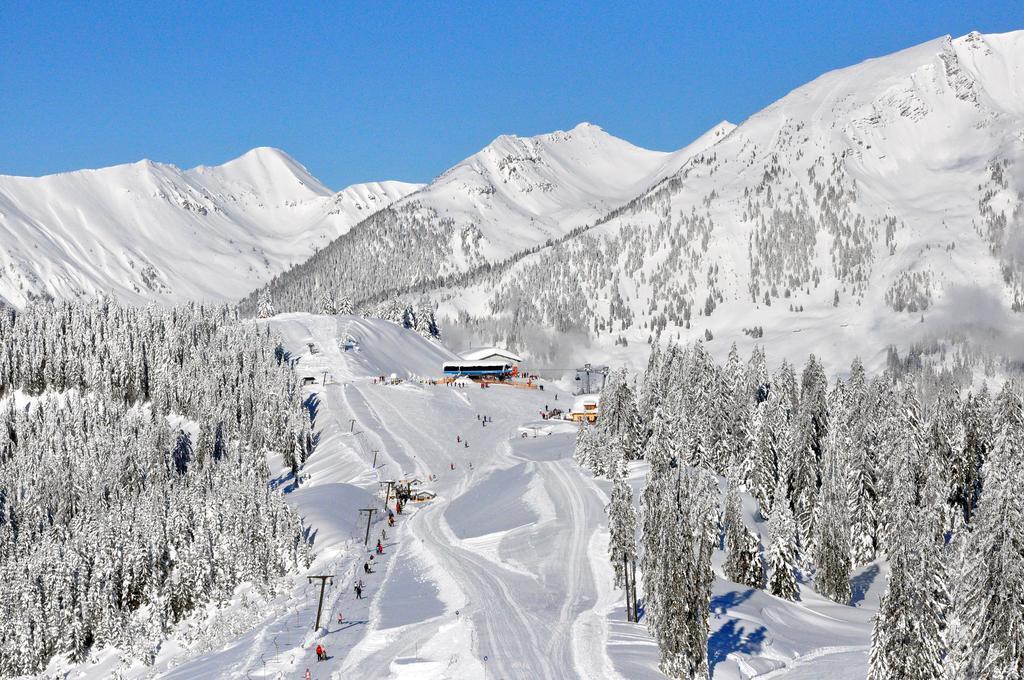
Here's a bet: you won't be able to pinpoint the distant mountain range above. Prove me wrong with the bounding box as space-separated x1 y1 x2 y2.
6 30 1024 374
0 147 419 306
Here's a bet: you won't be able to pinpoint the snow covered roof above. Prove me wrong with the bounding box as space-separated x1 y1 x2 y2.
458 346 523 363
571 394 600 413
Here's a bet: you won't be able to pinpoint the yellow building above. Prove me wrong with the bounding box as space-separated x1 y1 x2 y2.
570 394 600 423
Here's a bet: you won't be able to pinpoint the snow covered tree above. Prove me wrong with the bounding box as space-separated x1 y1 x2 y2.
640 410 682 642
945 385 1024 679
747 394 788 518
256 288 276 318
317 289 337 315
847 361 878 567
867 430 946 680
598 368 643 461
766 477 800 601
607 458 637 589
813 382 852 603
414 300 440 339
336 293 354 315
953 388 990 524
723 476 765 589
649 466 718 680
573 423 596 470
791 355 829 541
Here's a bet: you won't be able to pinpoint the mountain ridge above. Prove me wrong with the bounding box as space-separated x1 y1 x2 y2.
0 147 421 307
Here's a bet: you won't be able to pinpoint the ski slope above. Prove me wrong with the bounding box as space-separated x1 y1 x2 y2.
44 314 884 679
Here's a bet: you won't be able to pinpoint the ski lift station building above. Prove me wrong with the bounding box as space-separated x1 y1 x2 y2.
570 394 600 423
442 347 524 380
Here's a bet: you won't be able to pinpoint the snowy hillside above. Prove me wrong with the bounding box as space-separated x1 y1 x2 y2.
0 148 420 307
245 121 734 314
31 313 890 679
421 31 1024 376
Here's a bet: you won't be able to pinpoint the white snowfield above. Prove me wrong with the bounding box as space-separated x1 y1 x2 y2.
54 315 886 679
0 148 420 307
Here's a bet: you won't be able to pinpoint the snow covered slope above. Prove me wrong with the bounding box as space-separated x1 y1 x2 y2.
0 148 420 307
246 121 734 313
45 314 881 679
423 30 1024 376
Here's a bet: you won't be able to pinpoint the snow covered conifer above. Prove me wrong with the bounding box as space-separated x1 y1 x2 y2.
607 458 637 588
650 466 718 680
766 477 800 600
599 369 643 461
256 288 276 319
868 437 946 680
723 475 765 589
945 384 1024 678
640 411 677 635
336 293 353 315
813 383 852 603
317 289 337 315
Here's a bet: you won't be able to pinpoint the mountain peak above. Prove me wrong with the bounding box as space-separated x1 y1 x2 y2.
190 146 332 199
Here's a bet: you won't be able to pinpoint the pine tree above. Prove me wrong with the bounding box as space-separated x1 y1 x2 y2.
336 293 354 315
651 466 718 680
723 476 765 589
813 382 852 603
598 369 643 462
640 410 682 641
256 288 276 319
766 477 800 600
847 360 878 567
868 414 945 680
317 290 337 315
945 385 1024 678
607 457 637 589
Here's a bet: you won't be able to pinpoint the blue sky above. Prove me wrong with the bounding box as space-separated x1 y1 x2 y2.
1 2 1021 189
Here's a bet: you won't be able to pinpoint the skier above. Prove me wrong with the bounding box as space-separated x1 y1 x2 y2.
376 540 383 554
355 582 362 598
316 644 325 661
306 669 311 680
450 462 455 470
364 561 373 574
464 441 469 448
457 435 461 443
388 514 395 527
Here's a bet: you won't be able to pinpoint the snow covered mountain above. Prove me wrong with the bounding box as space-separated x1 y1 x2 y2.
414 30 1024 374
247 121 734 313
0 148 420 307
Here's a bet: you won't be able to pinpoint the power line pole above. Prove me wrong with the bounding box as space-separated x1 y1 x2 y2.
349 418 356 432
358 508 377 546
372 449 380 468
307 575 333 631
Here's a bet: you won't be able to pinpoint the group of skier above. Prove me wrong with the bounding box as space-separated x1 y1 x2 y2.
308 407 502 672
